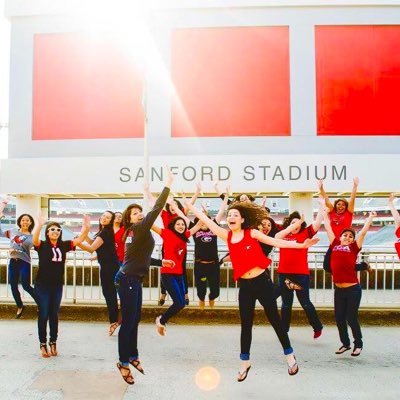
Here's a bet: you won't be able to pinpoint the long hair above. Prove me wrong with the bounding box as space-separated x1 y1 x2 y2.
44 221 63 245
234 193 255 202
266 217 279 237
282 211 307 232
95 210 115 237
121 204 143 242
227 202 268 229
17 214 35 233
167 217 189 243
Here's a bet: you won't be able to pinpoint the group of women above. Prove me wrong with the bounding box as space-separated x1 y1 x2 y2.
0 174 398 384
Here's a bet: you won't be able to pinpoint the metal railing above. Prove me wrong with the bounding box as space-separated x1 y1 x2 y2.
0 245 399 308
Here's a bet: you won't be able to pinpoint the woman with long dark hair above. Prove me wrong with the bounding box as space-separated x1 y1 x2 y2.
114 168 173 385
32 214 90 357
78 211 120 336
185 200 319 380
0 199 37 318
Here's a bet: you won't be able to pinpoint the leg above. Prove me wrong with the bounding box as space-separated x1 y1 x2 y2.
116 272 142 365
345 284 363 350
8 259 23 309
207 262 221 301
334 288 351 348
159 275 186 325
294 275 323 333
19 260 37 304
278 274 295 333
194 262 207 301
100 265 119 324
48 285 63 344
35 284 51 357
129 277 143 363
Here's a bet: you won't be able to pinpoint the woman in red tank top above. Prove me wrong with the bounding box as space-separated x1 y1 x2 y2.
318 177 359 238
324 210 375 357
186 199 319 381
388 193 400 259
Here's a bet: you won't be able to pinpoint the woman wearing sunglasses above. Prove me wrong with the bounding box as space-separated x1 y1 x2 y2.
32 214 90 358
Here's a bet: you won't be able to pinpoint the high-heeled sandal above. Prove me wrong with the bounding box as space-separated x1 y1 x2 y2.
109 322 120 336
40 343 50 358
49 341 58 356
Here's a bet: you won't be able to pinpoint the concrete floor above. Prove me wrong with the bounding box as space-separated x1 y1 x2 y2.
0 320 399 399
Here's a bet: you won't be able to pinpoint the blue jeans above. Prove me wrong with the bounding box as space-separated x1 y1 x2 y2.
115 270 142 365
334 284 363 348
279 274 323 333
35 283 63 343
160 274 186 325
9 258 37 308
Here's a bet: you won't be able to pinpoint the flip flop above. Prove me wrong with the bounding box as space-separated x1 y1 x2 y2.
116 362 135 385
237 365 251 382
335 345 351 354
130 359 145 375
288 357 299 376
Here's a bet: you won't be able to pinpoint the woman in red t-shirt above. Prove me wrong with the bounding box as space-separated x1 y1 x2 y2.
318 177 359 238
151 217 201 336
324 210 376 357
388 193 400 259
186 200 319 380
113 212 125 265
275 199 325 339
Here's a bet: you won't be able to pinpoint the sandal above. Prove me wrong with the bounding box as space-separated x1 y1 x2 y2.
49 341 58 356
116 362 135 385
287 356 299 376
237 365 251 382
16 306 24 319
155 316 166 336
335 345 351 354
109 322 120 336
130 359 145 375
40 343 50 358
285 279 303 291
351 347 362 357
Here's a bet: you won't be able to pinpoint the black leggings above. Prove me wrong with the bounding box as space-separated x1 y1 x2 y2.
238 271 292 360
194 261 220 301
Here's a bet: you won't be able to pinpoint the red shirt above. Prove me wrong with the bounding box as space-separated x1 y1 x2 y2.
329 209 353 238
395 227 400 259
114 226 125 263
278 225 316 275
160 228 190 275
227 229 271 281
329 238 360 284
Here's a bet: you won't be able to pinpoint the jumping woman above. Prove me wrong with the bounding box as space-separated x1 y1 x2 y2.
388 194 400 259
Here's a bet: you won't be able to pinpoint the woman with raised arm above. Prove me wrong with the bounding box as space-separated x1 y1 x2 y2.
32 214 90 358
151 214 201 334
388 194 400 259
274 199 325 339
114 212 125 266
323 210 376 357
185 200 319 380
0 198 37 318
318 178 359 238
114 168 173 385
78 211 121 336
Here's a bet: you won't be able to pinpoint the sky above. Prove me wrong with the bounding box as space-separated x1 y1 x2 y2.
0 0 10 159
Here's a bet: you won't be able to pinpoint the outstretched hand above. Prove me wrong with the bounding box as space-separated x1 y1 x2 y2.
36 212 47 227
353 177 360 187
304 237 319 248
165 166 174 187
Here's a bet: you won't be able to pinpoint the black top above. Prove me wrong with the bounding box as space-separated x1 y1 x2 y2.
193 219 219 262
121 187 170 277
95 229 119 266
35 240 74 286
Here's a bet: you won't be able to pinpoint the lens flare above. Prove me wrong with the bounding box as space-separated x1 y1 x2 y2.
195 366 221 391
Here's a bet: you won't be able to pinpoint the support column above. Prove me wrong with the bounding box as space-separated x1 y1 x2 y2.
16 195 47 219
288 192 314 224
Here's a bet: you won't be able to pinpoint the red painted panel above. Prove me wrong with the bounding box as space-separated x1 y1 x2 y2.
316 25 400 135
32 33 144 140
171 27 290 137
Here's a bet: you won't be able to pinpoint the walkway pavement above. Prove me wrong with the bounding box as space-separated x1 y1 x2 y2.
0 321 399 399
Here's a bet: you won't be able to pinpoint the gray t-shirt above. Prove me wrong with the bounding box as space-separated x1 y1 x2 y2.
0 225 33 263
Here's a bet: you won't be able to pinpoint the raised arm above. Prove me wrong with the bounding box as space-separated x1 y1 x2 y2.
312 196 325 232
323 209 335 244
32 213 47 247
317 180 334 212
251 229 319 248
183 183 201 215
356 211 376 248
72 215 91 247
215 188 229 224
348 177 359 213
185 202 228 241
275 214 305 239
77 236 104 253
151 224 162 236
388 193 400 228
144 183 157 207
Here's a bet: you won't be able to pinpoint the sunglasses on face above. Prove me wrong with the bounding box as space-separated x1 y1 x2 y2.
48 227 62 232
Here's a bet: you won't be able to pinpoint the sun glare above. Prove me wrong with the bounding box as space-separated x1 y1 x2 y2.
195 366 221 391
